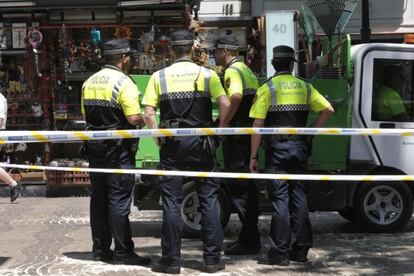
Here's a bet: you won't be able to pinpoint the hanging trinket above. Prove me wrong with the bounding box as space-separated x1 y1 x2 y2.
114 25 132 40
28 27 43 77
59 24 71 90
0 36 6 67
90 27 101 45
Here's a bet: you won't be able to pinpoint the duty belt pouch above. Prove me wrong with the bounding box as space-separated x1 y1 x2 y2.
85 140 107 160
158 120 179 145
202 136 217 156
80 141 88 158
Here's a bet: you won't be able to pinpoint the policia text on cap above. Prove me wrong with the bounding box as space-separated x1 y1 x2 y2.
81 39 150 266
143 30 230 274
250 45 334 266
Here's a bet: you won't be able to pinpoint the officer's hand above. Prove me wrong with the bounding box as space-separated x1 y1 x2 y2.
249 158 259 173
155 138 161 150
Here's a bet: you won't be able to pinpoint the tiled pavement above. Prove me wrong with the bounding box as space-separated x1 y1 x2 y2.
0 197 414 275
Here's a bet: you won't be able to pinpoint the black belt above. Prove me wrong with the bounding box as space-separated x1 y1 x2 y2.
273 135 305 142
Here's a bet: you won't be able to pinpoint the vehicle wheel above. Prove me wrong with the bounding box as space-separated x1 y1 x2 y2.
353 182 413 232
338 208 355 222
181 181 231 238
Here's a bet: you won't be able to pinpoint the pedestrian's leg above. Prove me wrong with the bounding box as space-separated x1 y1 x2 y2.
159 175 184 267
266 176 291 259
0 167 17 187
196 175 223 265
290 181 313 258
107 172 135 258
89 172 112 256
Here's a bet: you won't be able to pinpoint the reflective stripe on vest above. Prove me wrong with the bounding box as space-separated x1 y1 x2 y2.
111 75 129 104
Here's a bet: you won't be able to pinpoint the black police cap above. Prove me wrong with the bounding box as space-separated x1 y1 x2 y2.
103 39 137 56
170 30 194 46
215 35 239 50
273 45 296 60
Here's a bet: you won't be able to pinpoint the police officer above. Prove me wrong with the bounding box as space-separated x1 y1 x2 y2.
373 65 408 121
249 45 334 265
81 39 150 266
213 35 260 255
143 30 230 274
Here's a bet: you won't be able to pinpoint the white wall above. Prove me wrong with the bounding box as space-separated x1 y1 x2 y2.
252 0 414 34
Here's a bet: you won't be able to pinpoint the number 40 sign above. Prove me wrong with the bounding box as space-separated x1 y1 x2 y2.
265 11 298 77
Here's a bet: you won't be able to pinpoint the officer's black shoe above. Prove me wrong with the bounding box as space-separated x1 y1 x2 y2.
203 262 225 273
151 262 181 274
289 252 308 263
257 254 289 266
224 240 239 250
92 251 114 262
10 182 21 203
113 252 151 266
224 242 260 255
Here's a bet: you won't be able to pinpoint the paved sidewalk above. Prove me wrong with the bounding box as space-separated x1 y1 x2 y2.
0 197 413 275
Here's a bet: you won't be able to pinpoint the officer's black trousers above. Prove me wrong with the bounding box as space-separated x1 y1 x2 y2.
86 140 136 258
222 136 260 248
159 136 223 266
265 139 313 259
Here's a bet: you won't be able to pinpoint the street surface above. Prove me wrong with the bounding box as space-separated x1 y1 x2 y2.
0 197 413 275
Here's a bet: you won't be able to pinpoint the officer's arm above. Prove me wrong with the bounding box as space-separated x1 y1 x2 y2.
126 114 145 128
144 105 159 147
225 94 242 124
144 106 157 129
311 105 334 128
223 69 243 124
309 86 334 128
216 95 231 127
250 118 264 173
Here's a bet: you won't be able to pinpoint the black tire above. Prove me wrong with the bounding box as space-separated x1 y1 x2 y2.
338 208 355 222
181 181 231 238
353 181 413 233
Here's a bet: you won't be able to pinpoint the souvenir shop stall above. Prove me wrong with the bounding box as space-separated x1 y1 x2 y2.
0 1 194 192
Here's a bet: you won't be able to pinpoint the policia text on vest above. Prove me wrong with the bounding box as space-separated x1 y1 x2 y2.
143 30 230 274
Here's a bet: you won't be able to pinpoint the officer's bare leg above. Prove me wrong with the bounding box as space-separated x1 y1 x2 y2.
196 175 223 265
159 175 184 267
0 167 17 187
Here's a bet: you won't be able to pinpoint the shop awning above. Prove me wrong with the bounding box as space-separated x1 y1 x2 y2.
36 0 117 6
0 0 185 9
